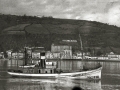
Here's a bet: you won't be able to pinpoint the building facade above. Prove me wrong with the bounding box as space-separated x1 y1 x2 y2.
11 52 24 59
51 43 72 53
51 43 72 59
6 50 12 59
108 52 120 60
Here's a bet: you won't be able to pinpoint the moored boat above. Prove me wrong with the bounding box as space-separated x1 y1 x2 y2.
8 66 102 80
7 51 102 80
7 34 102 80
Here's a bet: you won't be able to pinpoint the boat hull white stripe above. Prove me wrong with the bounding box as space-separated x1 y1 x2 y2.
7 67 102 80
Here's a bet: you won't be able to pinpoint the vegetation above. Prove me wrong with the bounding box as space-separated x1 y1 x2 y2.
0 14 120 55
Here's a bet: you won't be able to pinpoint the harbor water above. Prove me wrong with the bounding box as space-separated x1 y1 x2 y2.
1 59 120 90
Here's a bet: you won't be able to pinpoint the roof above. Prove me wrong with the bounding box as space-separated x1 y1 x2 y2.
32 47 45 52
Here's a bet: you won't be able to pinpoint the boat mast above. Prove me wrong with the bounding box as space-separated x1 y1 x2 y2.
24 30 27 66
78 33 84 69
79 34 83 51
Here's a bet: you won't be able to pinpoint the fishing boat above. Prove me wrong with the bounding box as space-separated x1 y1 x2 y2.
7 34 102 80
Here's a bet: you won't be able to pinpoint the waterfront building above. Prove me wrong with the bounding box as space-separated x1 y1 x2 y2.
108 52 120 60
11 52 18 59
32 47 45 59
85 56 92 59
45 51 53 59
75 51 85 59
61 49 72 59
97 56 108 60
17 52 24 59
52 52 60 59
51 43 72 53
11 52 24 59
32 52 40 59
0 52 4 59
24 47 45 60
72 54 77 59
45 51 61 59
6 50 12 59
85 52 91 56
51 43 72 59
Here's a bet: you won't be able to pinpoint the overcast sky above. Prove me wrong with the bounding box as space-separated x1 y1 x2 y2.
0 0 120 27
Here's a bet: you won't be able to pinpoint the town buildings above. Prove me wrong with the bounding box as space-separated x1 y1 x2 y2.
108 52 120 60
11 52 24 59
5 44 120 61
0 52 4 59
6 50 12 59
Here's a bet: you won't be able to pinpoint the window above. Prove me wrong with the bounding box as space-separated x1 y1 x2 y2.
39 70 41 73
51 70 52 73
96 76 99 78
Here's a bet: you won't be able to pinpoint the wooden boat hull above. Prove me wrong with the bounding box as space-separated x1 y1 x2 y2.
7 66 102 80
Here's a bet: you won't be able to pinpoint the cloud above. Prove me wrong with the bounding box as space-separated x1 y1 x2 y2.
73 0 120 26
0 0 120 26
107 5 120 26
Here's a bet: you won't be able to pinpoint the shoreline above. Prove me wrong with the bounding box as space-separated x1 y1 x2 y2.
47 59 120 62
1 58 120 63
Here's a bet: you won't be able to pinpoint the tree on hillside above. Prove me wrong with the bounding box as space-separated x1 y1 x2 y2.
96 50 102 56
0 44 4 52
13 47 20 52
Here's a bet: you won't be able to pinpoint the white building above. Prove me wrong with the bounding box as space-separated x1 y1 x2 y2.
11 52 24 59
108 52 120 60
61 49 72 59
45 51 53 59
52 52 60 59
0 52 4 59
51 43 72 53
32 52 40 59
97 56 108 60
76 51 85 59
6 50 12 58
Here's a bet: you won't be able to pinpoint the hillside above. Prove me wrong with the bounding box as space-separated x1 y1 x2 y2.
0 14 120 55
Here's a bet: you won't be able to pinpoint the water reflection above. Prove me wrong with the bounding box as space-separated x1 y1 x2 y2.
101 61 120 74
2 60 120 90
102 74 120 90
5 78 102 90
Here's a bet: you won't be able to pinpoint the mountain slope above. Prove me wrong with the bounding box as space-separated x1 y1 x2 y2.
0 14 120 54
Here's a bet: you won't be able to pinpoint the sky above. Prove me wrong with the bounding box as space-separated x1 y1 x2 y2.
0 0 120 27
